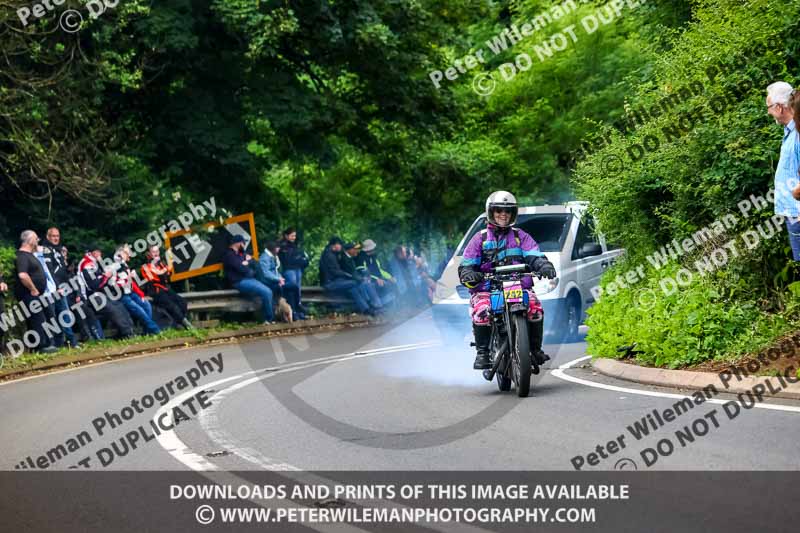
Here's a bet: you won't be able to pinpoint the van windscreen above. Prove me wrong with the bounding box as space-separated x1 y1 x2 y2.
455 214 572 256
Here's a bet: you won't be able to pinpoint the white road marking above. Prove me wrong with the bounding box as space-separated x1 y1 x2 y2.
270 338 287 364
155 338 493 533
155 340 441 470
552 356 800 413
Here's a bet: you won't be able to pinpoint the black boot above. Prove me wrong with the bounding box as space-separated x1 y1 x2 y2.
472 325 492 370
529 318 550 366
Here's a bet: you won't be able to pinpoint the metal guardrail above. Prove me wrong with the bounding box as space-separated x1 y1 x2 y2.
179 286 351 314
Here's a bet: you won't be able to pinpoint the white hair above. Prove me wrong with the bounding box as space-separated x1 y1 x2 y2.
767 81 794 105
114 244 131 260
20 229 37 245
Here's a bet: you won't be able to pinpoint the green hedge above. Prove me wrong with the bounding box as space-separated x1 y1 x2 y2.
575 0 800 367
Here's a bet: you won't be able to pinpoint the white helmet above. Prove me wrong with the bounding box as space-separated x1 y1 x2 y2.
485 190 518 227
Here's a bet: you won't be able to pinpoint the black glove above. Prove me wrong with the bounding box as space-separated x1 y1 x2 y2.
529 257 557 279
460 270 484 288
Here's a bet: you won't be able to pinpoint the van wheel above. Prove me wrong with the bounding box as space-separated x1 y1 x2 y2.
564 295 582 342
555 294 581 343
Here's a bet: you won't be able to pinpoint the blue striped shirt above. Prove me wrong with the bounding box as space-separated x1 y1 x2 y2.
774 120 800 217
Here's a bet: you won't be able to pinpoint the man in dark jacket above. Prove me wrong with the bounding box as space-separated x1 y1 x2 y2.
78 245 134 339
353 239 396 306
223 235 275 324
41 227 78 348
319 237 381 315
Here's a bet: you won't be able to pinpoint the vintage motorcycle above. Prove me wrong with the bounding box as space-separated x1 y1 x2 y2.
479 263 551 397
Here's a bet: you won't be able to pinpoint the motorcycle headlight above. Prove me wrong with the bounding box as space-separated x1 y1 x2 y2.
533 277 559 295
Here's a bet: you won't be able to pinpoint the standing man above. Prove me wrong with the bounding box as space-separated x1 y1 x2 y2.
766 82 800 260
41 227 78 348
15 230 57 354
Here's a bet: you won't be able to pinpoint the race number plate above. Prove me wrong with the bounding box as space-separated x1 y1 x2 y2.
503 281 523 303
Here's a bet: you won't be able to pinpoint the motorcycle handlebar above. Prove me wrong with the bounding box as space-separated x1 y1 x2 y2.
493 263 529 274
484 268 543 281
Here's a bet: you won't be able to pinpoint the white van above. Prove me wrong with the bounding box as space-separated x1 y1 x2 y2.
433 201 624 341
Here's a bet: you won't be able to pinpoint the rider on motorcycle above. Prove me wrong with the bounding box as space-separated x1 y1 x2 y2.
458 191 557 370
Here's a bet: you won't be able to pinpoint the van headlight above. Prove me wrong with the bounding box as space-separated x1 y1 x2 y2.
533 277 559 295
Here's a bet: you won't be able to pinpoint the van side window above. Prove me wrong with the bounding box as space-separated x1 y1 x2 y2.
572 217 600 260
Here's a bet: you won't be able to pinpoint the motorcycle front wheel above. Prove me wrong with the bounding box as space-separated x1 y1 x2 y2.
513 314 531 397
492 327 512 391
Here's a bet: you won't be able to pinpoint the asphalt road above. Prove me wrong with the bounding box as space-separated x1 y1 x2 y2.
3 305 800 474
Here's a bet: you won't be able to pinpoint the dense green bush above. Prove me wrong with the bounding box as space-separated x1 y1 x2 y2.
586 260 800 368
576 0 800 366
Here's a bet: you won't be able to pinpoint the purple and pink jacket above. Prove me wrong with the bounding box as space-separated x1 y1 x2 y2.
458 225 545 293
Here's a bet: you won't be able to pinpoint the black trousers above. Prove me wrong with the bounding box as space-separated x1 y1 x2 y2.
98 299 134 338
153 290 187 325
20 292 52 351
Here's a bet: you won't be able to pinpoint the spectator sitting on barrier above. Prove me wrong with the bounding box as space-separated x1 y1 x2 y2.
140 245 193 330
388 245 417 307
412 251 437 304
278 227 310 314
41 227 79 348
15 230 57 354
113 245 161 335
353 239 396 306
224 235 275 324
78 244 134 339
258 240 305 320
342 242 384 311
319 236 382 315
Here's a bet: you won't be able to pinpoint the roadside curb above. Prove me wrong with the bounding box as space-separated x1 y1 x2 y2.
0 316 378 382
591 358 800 401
